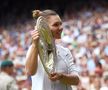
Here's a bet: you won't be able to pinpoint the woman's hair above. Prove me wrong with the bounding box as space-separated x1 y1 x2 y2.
32 9 58 19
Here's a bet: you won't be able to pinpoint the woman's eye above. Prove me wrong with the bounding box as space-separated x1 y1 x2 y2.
53 23 59 27
53 22 62 27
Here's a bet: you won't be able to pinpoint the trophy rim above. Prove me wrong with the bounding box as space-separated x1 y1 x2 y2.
36 16 57 75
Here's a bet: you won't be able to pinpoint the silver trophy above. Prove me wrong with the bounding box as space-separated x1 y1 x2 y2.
36 16 57 75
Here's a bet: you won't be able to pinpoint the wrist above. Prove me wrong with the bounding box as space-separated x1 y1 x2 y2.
31 43 38 48
58 73 63 80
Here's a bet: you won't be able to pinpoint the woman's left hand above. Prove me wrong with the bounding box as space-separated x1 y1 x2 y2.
49 72 63 81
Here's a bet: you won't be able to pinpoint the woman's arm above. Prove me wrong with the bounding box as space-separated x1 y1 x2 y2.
25 43 38 76
49 47 80 85
25 30 39 76
49 72 80 85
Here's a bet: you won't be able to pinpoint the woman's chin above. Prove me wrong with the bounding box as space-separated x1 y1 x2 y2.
55 36 61 39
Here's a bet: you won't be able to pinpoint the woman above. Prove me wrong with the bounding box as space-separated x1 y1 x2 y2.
25 9 80 90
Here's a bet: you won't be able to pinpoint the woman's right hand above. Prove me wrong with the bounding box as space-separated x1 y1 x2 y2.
31 26 40 46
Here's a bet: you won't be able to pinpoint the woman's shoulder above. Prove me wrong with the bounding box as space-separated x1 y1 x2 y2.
56 44 69 52
56 45 70 56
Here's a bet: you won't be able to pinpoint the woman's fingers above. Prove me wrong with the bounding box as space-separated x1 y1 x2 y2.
49 73 61 81
30 29 40 44
31 30 39 37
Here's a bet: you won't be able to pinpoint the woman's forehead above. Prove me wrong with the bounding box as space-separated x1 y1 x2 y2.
48 15 62 23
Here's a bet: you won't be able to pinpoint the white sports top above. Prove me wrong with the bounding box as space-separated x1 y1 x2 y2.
28 45 79 90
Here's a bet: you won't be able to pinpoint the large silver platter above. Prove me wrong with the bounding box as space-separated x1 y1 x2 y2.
36 16 57 75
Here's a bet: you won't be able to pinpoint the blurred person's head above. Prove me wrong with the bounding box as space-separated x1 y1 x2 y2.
95 62 103 77
79 54 87 68
104 76 108 86
104 53 108 59
32 9 63 39
87 34 94 42
2 50 10 61
103 72 108 86
0 60 14 75
77 81 87 90
93 77 101 90
89 72 96 84
95 17 102 25
81 69 89 77
2 30 9 39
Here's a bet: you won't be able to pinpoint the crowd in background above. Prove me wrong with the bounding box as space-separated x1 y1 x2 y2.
0 6 108 90
61 6 108 90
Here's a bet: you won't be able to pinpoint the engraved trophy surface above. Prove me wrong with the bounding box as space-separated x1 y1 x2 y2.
36 16 57 75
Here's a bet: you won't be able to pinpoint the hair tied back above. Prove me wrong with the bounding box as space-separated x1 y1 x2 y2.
32 10 42 19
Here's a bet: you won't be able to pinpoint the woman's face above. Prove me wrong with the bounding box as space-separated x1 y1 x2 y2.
47 15 63 39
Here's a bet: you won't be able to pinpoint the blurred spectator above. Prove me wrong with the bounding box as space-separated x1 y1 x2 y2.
0 60 18 90
100 72 108 90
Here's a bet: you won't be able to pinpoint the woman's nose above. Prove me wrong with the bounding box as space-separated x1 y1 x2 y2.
59 25 63 31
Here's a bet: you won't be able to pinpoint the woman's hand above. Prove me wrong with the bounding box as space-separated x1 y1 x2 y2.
49 72 63 81
31 26 40 46
49 72 80 85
